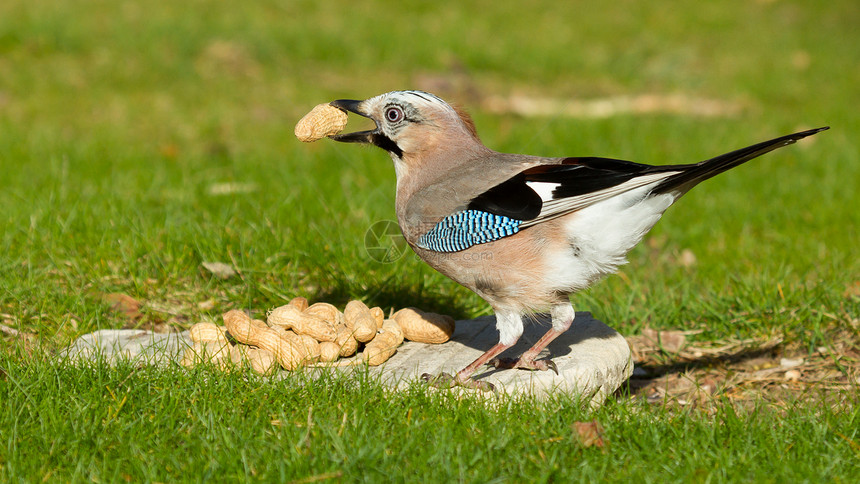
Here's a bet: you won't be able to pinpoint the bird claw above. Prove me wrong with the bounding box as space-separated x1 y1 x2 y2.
421 372 495 392
421 372 455 388
488 357 558 374
487 357 516 369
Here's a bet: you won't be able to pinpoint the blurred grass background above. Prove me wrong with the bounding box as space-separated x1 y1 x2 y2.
1 1 859 482
1 0 857 345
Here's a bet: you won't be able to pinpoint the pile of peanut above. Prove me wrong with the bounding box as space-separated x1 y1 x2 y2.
181 297 455 375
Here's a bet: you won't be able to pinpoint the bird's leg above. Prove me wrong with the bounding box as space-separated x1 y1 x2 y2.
422 310 523 392
490 302 574 373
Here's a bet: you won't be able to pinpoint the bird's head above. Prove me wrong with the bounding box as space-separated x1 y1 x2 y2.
329 91 484 179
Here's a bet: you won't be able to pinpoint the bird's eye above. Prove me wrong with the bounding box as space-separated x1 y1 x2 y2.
385 106 404 123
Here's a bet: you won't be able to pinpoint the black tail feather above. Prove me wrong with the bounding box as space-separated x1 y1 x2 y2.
654 126 829 194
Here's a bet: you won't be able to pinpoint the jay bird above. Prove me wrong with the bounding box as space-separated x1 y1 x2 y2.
328 90 827 391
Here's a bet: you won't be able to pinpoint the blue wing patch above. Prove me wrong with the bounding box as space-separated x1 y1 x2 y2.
416 210 521 252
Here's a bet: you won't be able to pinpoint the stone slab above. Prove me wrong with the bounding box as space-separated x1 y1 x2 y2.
59 312 632 408
60 329 189 365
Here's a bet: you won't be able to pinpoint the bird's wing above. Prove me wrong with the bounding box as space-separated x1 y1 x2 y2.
415 157 681 252
415 127 828 253
486 157 683 228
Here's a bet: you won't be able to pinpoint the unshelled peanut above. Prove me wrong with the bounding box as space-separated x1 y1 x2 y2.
287 296 309 312
294 103 348 142
318 342 341 362
361 319 403 366
247 348 278 375
181 340 231 368
392 308 455 344
268 304 337 342
189 322 229 344
304 302 342 325
334 323 359 357
223 310 306 370
344 300 377 343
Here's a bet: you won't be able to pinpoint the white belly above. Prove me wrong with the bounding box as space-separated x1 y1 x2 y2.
541 184 677 292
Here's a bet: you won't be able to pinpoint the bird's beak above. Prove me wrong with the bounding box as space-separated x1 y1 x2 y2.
328 99 377 143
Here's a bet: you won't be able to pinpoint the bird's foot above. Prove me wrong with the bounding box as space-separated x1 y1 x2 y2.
420 372 495 392
488 356 558 374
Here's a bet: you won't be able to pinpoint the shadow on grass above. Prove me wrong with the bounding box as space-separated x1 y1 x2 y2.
618 343 782 397
304 273 478 322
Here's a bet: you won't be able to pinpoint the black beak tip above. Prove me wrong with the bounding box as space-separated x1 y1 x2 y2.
327 98 377 144
329 99 365 116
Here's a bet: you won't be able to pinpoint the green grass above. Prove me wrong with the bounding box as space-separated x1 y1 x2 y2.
2 355 858 483
1 0 859 481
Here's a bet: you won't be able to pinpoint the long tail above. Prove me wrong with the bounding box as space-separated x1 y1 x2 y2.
654 126 829 194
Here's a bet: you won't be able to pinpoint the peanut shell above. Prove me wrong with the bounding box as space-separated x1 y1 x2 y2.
268 304 337 342
247 348 278 375
287 296 309 312
189 322 229 344
181 340 231 367
334 323 359 357
392 308 455 344
304 302 343 325
295 103 348 142
319 342 341 363
361 324 401 366
344 300 377 343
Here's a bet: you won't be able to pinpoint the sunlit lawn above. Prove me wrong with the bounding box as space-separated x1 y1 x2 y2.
1 1 858 481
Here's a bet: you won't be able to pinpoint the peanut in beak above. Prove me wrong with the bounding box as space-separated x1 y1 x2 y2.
294 103 349 142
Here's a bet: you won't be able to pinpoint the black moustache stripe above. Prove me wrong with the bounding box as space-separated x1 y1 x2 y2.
371 133 403 158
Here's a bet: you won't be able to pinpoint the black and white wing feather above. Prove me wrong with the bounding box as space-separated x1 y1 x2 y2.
416 127 828 253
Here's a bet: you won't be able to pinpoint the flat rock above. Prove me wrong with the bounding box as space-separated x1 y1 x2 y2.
60 329 188 365
60 312 632 408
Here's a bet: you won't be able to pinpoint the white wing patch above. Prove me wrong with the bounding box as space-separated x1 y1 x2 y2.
525 181 561 202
